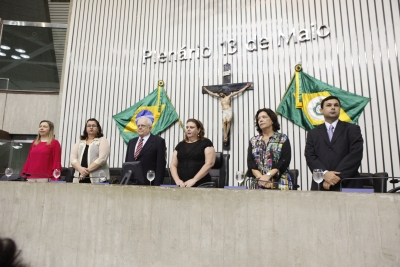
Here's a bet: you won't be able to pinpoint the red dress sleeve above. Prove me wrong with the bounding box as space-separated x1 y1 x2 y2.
51 139 62 171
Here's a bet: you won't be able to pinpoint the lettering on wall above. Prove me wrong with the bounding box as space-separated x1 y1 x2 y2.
143 23 330 64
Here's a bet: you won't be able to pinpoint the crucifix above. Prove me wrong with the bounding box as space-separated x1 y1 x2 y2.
202 63 253 150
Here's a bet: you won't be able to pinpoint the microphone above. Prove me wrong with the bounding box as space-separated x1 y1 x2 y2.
165 147 172 182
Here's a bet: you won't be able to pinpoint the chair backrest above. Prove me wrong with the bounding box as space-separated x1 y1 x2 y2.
109 168 122 184
63 167 74 182
372 172 388 193
209 152 230 188
198 182 216 188
163 168 173 184
359 173 374 188
358 172 388 193
288 169 299 190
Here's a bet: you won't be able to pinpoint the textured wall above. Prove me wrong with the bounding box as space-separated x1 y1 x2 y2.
1 182 399 267
0 93 60 135
59 0 400 189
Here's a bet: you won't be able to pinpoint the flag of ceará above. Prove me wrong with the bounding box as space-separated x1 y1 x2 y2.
113 80 179 144
276 65 370 130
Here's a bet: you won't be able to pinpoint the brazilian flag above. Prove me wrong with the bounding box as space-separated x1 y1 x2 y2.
113 80 180 144
277 65 370 130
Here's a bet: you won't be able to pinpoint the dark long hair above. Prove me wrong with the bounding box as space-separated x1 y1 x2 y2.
184 119 205 141
80 118 104 140
0 238 27 267
254 108 280 134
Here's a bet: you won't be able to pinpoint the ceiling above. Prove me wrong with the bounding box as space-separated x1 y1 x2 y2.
0 0 70 91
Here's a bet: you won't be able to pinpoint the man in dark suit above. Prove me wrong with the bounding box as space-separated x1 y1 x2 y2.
305 96 364 191
125 116 166 186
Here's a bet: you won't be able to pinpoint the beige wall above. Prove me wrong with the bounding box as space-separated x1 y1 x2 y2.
0 92 60 137
60 0 400 189
1 182 399 267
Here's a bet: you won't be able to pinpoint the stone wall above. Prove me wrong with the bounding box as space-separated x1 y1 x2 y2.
0 182 399 266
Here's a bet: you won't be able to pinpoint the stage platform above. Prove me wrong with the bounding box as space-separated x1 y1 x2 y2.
1 182 399 267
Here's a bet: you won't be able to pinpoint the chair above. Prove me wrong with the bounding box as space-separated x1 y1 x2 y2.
109 168 122 184
357 172 388 193
63 167 74 182
288 169 299 190
209 152 230 188
198 182 216 188
163 168 173 184
359 172 374 189
372 172 388 193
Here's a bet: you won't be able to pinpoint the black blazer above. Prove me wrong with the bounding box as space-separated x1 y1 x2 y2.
305 120 364 191
125 134 166 186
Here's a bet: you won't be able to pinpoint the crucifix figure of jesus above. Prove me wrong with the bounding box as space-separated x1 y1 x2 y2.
202 82 251 144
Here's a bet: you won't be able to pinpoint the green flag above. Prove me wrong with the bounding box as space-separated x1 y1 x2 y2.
276 65 370 130
113 80 180 144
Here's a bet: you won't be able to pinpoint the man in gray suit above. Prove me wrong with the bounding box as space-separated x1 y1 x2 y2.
305 96 364 191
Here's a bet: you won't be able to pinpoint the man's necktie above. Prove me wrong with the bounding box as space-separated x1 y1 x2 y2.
134 138 144 160
328 125 334 141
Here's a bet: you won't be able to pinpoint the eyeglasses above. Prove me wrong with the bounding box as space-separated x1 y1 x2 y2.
86 125 98 128
137 124 150 128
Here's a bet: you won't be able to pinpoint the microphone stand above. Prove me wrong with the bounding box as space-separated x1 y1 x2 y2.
248 177 280 189
165 147 172 184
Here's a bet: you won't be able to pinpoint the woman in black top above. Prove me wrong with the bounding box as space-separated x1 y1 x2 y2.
170 119 216 187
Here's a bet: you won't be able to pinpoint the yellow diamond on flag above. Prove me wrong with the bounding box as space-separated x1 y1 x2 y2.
302 92 352 125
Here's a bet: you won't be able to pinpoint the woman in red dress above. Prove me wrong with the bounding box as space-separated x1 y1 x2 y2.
21 120 62 182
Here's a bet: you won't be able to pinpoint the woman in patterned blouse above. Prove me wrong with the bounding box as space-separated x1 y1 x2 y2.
247 108 292 190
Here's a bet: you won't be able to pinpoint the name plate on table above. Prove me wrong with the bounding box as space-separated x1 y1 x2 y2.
93 182 109 185
160 184 179 187
341 188 374 193
224 186 247 190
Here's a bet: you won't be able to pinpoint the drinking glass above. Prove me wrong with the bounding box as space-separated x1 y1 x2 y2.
313 169 324 191
147 170 155 186
99 170 106 182
53 169 61 180
235 171 244 186
5 168 13 181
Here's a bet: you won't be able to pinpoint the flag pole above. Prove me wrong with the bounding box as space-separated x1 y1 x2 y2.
158 80 185 132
